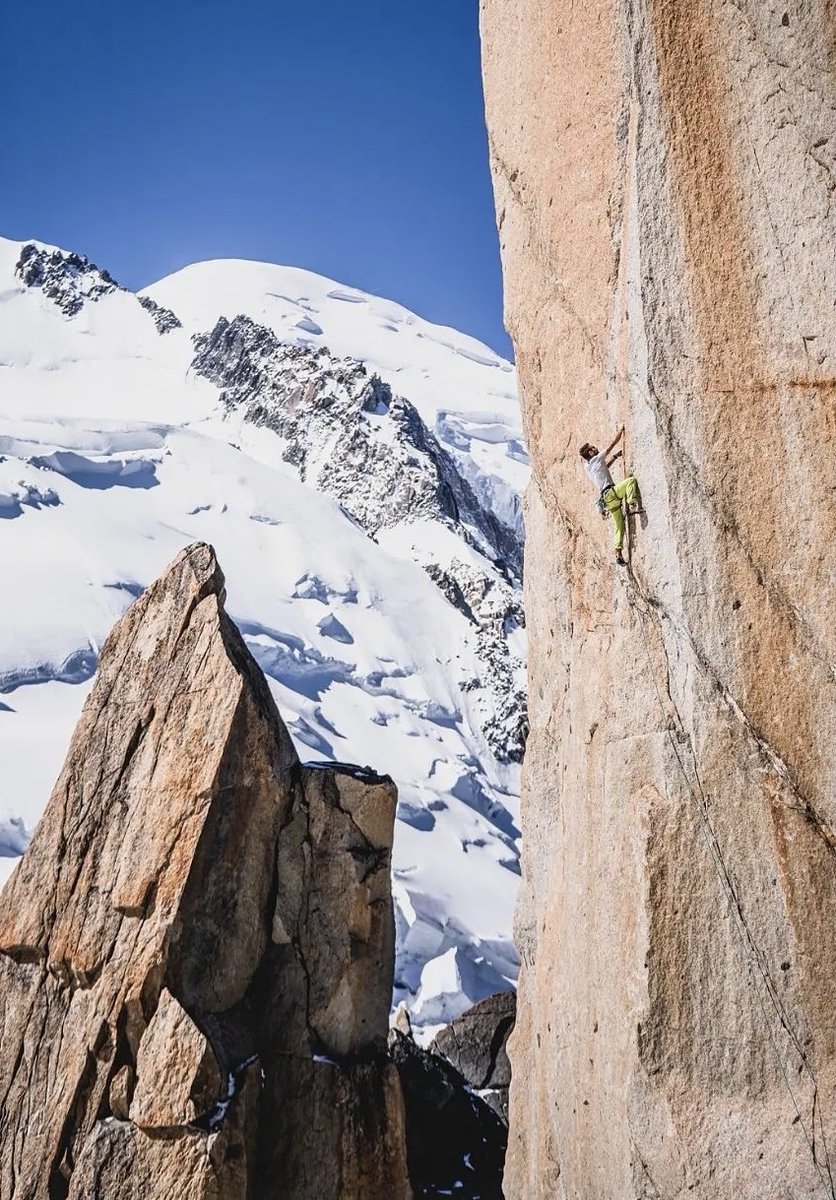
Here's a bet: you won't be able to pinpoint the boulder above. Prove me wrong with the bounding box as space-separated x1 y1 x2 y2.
0 542 411 1200
390 1029 507 1200
430 990 516 1121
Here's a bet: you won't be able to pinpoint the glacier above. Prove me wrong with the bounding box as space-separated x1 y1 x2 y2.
0 235 527 1032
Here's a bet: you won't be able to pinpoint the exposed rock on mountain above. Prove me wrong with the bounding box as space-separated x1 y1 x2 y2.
15 242 120 315
446 560 527 764
0 542 410 1200
191 314 520 579
137 292 183 334
15 241 181 331
191 313 527 763
0 230 524 1034
430 990 515 1122
390 1029 507 1200
481 2 836 1197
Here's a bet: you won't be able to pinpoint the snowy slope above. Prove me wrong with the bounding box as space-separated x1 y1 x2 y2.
0 236 527 1030
144 258 527 538
0 239 214 423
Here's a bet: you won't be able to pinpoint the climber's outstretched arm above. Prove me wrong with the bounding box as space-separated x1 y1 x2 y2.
604 424 625 462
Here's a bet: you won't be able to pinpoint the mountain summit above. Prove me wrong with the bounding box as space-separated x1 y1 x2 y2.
0 235 527 1030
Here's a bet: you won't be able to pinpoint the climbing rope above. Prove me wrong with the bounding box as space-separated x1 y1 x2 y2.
620 563 836 1200
528 453 836 1198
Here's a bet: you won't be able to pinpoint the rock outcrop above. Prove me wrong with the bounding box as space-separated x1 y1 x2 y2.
430 990 515 1122
390 1029 507 1200
481 3 836 1198
0 542 411 1200
191 312 527 764
191 314 520 578
16 242 181 331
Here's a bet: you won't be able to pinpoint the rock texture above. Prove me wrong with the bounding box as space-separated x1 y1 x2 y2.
191 314 519 576
191 312 527 764
0 542 411 1200
16 242 181 331
430 990 515 1122
481 3 836 1198
390 1029 507 1200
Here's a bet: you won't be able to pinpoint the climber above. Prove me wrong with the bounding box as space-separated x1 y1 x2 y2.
579 426 642 566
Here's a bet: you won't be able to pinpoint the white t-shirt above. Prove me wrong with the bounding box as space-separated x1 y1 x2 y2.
585 451 613 494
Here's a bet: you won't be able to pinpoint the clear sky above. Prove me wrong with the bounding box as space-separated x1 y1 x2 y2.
0 0 511 356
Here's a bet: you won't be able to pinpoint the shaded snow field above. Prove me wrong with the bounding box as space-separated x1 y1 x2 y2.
0 236 527 1030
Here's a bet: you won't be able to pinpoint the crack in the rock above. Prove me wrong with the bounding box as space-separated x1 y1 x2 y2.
189 1052 259 1133
628 569 836 855
47 1020 110 1200
642 380 836 693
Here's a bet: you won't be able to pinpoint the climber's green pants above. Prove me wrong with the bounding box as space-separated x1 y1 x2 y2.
603 476 638 551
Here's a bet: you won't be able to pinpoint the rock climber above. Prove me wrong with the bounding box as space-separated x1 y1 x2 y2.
579 426 642 566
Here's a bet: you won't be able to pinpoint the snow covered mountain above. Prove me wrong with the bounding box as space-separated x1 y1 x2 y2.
0 236 527 1031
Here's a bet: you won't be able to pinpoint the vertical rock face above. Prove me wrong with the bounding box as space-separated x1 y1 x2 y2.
481 3 836 1198
0 542 410 1200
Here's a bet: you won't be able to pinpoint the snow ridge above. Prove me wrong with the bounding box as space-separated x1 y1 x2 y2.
192 314 521 579
0 235 527 1032
190 315 526 762
16 242 181 333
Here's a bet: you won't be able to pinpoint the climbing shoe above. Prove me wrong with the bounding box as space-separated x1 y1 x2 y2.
615 551 627 567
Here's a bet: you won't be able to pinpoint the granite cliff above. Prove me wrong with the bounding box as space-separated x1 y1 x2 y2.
481 3 836 1197
0 543 410 1200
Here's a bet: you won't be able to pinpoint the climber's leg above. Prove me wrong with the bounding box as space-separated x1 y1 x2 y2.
614 475 637 505
602 485 627 563
615 474 643 513
609 499 626 552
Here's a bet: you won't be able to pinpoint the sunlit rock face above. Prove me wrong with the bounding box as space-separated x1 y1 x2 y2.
0 543 410 1200
480 3 836 1197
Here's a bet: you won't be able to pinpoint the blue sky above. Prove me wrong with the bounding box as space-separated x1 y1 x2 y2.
0 0 511 356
